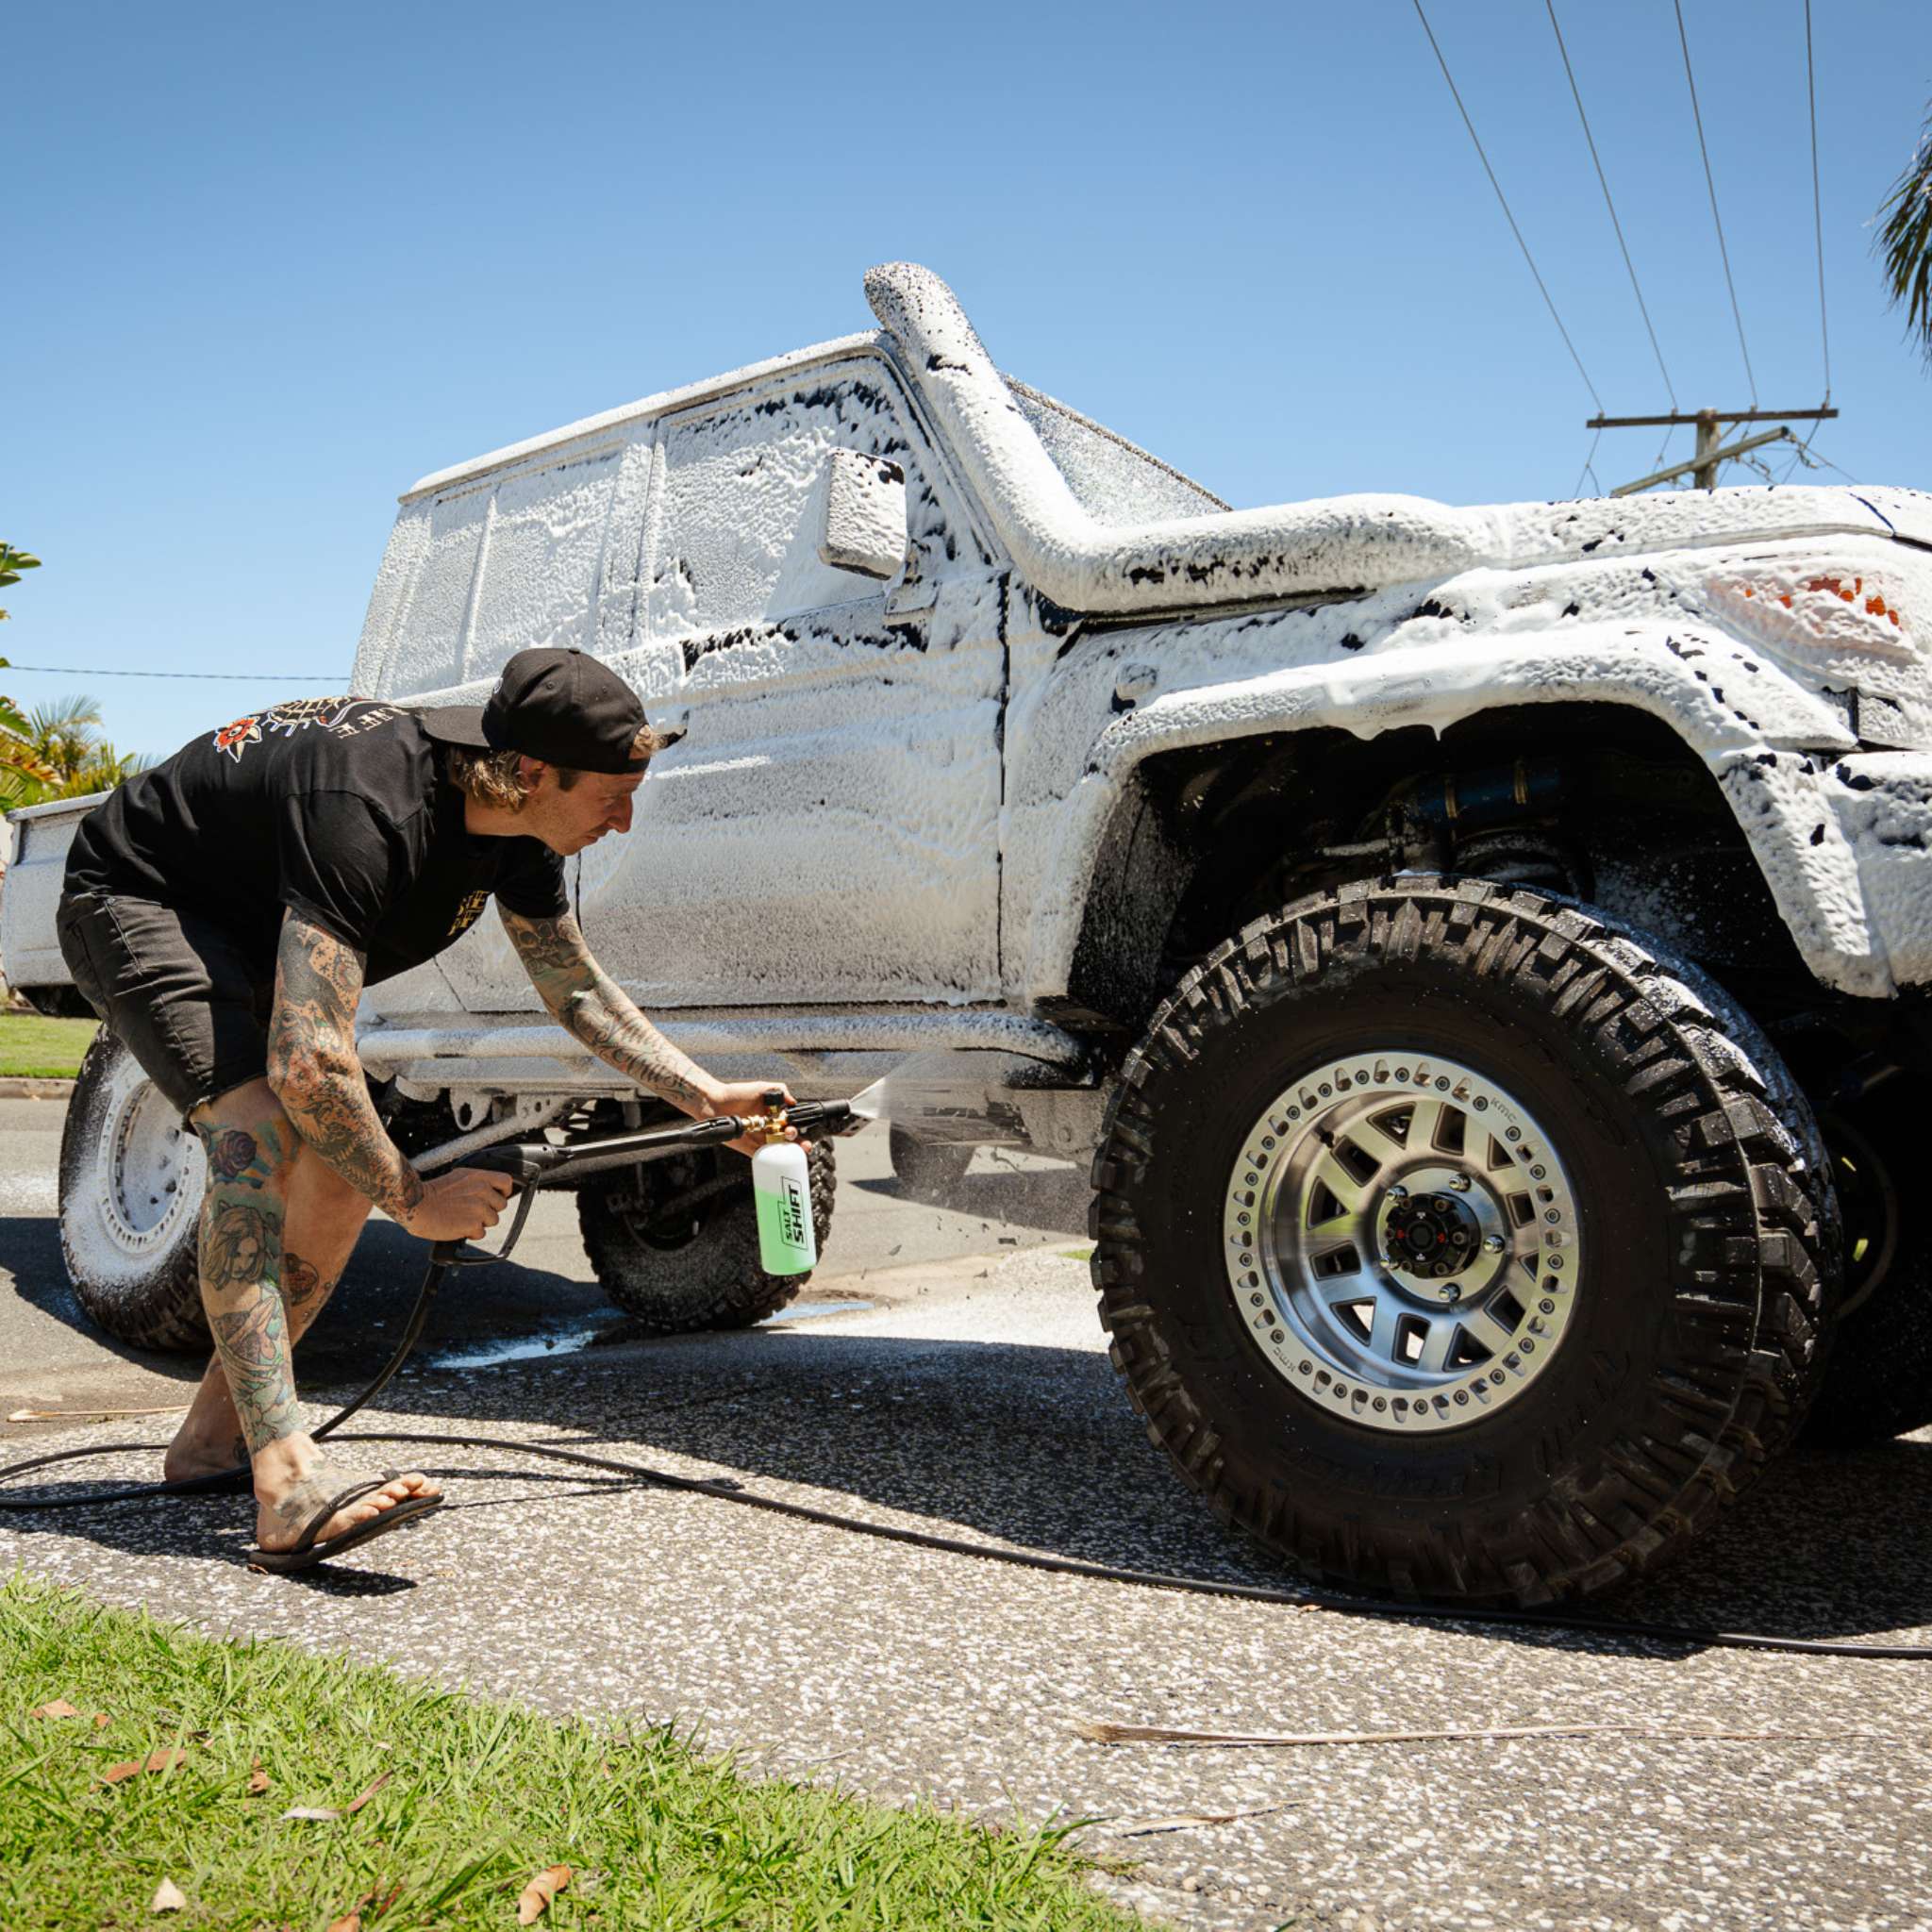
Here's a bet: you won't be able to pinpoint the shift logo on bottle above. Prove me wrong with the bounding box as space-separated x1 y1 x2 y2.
777 1174 808 1249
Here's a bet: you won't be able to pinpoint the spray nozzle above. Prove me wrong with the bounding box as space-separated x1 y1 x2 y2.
741 1096 865 1141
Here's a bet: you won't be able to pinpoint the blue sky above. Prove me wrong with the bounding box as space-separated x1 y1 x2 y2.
6 0 1928 758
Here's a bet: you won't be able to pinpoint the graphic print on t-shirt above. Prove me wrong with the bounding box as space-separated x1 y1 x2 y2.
211 696 402 765
445 888 491 939
212 714 264 762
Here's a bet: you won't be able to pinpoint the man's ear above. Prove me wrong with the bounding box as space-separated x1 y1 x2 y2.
515 756 550 796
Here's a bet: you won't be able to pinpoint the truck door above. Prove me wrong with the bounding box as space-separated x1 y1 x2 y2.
576 356 1005 1008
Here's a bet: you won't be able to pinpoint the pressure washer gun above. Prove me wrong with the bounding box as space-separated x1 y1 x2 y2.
435 1093 862 1269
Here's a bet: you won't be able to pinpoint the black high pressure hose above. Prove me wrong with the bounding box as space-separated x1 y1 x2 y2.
5 1100 1929 1661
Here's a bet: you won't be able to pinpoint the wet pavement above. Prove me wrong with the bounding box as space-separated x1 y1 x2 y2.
5 1097 1932 1930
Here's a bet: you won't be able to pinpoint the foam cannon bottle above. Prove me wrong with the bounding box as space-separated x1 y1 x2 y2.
752 1086 817 1275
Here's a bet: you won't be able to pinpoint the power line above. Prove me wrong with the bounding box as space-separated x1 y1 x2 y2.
1803 0 1830 401
1573 425 1605 499
1411 0 1604 414
1790 441 1857 485
1545 0 1676 409
1674 0 1757 408
1794 0 1833 483
0 664 341 682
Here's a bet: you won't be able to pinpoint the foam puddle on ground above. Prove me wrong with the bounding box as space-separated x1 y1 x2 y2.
418 1326 603 1372
417 1300 875 1372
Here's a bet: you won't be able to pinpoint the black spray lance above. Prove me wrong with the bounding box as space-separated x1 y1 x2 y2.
446 1094 866 1270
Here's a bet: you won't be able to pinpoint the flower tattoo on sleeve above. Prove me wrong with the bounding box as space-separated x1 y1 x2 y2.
206 1128 259 1181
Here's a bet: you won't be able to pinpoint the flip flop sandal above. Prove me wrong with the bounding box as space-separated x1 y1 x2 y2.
173 1465 252 1497
249 1477 442 1575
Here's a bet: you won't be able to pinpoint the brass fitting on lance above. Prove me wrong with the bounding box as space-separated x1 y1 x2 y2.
758 1086 789 1145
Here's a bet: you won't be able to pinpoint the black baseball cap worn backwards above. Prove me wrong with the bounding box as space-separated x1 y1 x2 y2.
417 647 684 775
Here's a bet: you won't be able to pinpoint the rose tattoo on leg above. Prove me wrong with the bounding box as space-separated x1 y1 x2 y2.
197 1192 301 1454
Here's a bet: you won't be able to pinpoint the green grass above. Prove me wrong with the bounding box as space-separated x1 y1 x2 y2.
0 1574 1148 1931
0 1011 95 1078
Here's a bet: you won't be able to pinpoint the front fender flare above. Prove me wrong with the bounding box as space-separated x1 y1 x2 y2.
1018 625 1890 999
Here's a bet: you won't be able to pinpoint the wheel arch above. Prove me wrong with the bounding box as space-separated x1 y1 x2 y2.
1027 666 1883 1027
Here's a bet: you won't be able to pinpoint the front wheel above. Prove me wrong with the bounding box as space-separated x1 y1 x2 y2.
58 1030 208 1353
1091 878 1829 1605
577 1138 837 1333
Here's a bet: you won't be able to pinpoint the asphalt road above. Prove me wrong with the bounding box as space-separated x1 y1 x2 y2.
5 1095 1932 1930
0 1095 1091 1416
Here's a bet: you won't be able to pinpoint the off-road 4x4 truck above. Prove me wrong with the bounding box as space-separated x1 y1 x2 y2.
9 263 1932 1606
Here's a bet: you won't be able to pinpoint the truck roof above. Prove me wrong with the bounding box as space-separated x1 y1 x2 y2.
405 262 1907 616
403 332 883 504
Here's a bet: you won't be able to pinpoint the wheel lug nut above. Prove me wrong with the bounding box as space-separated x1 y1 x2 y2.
1448 1174 1472 1192
1484 1235 1506 1254
1389 1184 1408 1200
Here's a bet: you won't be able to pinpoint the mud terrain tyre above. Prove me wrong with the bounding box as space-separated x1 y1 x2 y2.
1091 877 1829 1605
1805 1090 1932 1444
577 1138 837 1334
58 1030 208 1353
888 1125 974 1194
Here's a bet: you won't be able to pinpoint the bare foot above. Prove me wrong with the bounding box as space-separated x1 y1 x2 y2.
162 1422 247 1485
255 1463 441 1554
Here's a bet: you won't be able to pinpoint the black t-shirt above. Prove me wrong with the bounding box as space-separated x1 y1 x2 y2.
67 695 568 985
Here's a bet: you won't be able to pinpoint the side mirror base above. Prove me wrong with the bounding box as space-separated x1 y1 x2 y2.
817 449 909 582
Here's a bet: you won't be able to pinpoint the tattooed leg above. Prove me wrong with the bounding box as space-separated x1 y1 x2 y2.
162 1133 373 1482
189 1083 304 1457
165 1078 436 1551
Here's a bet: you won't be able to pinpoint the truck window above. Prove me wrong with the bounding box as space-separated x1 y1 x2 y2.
467 442 628 678
1006 378 1226 526
381 485 491 696
366 437 638 700
647 362 953 639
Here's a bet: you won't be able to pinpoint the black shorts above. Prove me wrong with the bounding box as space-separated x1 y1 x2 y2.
57 889 275 1119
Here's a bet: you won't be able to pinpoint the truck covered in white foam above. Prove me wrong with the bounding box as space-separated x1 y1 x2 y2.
11 262 1932 1605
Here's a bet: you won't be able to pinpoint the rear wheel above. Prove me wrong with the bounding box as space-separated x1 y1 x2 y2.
1804 1089 1932 1444
1091 877 1829 1605
577 1138 837 1333
888 1125 974 1195
58 1030 208 1353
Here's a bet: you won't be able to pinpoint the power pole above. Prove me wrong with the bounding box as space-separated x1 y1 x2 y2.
1586 406 1839 495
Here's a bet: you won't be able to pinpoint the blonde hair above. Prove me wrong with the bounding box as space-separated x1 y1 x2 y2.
445 746 525 810
444 746 593 810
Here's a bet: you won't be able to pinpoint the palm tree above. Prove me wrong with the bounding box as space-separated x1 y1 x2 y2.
49 738 147 799
1879 102 1932 363
25 695 108 783
0 693 57 812
0 694 147 808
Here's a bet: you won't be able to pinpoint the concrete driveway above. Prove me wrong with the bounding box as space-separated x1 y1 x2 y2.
5 1094 1932 1931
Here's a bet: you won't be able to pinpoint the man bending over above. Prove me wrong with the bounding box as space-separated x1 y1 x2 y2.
58 648 788 1572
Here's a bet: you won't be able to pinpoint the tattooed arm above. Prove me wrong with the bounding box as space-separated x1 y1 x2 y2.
498 906 723 1113
267 913 513 1237
266 913 425 1218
